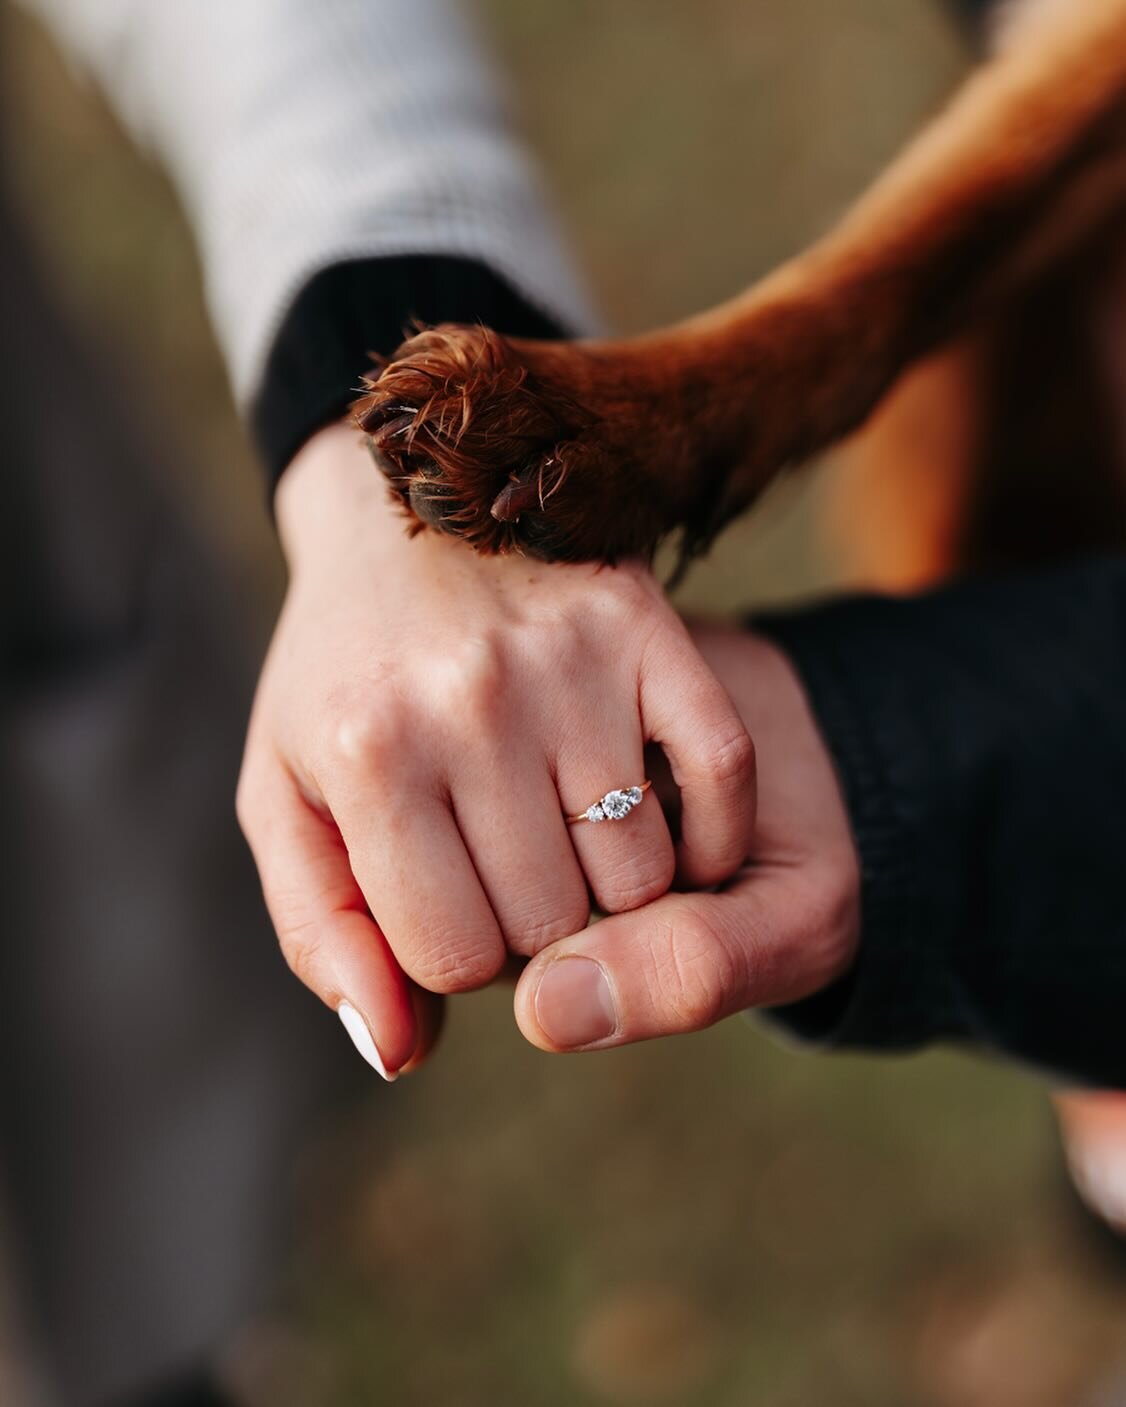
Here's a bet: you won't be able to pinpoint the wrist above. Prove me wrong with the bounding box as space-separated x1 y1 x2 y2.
276 423 403 571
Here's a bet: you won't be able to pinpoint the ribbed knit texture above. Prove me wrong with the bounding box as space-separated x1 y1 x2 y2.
757 557 1126 1087
18 0 601 407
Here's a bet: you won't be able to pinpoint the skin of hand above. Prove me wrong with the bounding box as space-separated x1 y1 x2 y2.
236 425 757 1078
513 622 861 1052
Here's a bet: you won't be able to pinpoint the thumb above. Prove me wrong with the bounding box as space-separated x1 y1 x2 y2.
513 868 852 1053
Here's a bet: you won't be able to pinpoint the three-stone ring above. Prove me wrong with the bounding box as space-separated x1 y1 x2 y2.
565 780 652 825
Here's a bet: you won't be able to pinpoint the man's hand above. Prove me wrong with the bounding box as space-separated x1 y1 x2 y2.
236 427 756 1078
514 624 860 1051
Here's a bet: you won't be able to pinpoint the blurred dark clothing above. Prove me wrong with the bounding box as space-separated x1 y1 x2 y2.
0 202 353 1407
948 0 992 25
761 557 1126 1089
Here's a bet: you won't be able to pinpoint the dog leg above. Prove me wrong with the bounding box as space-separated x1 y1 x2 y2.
355 0 1126 564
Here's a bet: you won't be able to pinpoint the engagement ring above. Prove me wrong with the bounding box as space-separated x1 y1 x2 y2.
566 781 652 825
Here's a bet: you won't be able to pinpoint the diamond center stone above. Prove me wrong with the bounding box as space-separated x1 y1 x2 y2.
580 785 645 823
601 789 635 820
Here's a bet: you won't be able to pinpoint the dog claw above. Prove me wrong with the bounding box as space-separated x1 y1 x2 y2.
357 401 419 437
491 476 543 523
375 412 419 441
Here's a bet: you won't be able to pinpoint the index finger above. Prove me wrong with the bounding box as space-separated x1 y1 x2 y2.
640 622 756 888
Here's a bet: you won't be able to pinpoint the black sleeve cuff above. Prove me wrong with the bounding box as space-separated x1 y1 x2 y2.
250 255 570 493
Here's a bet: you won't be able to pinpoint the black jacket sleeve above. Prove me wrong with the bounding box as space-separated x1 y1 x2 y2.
755 556 1126 1088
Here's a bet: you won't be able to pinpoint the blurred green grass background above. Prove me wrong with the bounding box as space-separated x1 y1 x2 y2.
4 3 1126 1404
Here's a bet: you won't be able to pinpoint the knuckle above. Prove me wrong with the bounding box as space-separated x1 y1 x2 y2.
702 723 756 788
588 574 649 631
649 902 744 1031
811 862 858 935
504 891 591 957
594 849 676 915
799 861 860 978
326 699 403 773
516 612 584 676
431 637 508 727
278 917 326 993
409 929 505 994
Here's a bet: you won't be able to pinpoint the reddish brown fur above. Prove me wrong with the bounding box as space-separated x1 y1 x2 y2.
353 0 1126 566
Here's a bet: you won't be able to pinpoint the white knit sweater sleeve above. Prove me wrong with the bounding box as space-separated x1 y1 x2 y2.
16 0 600 405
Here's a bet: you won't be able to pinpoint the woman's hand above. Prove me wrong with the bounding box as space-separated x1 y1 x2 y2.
513 623 861 1053
236 425 756 1078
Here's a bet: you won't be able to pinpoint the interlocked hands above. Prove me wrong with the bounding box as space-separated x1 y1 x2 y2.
237 426 859 1076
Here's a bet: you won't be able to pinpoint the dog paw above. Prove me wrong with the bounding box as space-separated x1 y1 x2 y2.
352 325 686 563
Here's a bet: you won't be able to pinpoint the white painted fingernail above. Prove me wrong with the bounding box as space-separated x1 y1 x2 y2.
1070 1147 1126 1227
338 1001 396 1082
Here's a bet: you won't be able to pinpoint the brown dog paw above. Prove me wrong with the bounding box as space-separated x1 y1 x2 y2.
352 324 705 564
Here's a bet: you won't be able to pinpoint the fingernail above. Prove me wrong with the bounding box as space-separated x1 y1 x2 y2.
1070 1147 1126 1228
534 957 617 1049
338 1001 397 1082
